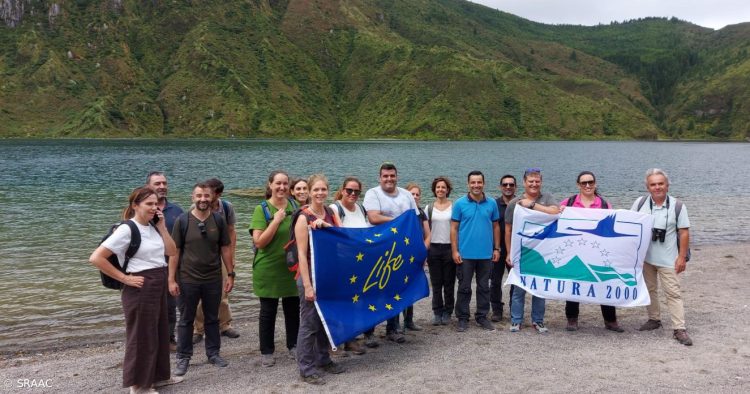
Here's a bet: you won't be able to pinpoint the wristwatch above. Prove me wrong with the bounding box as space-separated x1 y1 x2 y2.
227 272 236 278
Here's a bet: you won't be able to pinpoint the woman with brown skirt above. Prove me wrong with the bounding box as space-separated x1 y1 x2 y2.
90 187 182 393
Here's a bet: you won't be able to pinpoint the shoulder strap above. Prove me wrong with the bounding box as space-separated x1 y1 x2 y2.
212 211 226 233
599 197 609 209
288 197 299 210
178 213 189 249
324 206 341 227
260 200 272 223
673 197 683 230
334 201 345 219
566 195 577 207
636 195 649 211
221 199 230 223
123 221 141 272
357 202 367 219
427 204 433 222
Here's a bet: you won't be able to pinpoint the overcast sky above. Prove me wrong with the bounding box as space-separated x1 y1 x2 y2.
471 0 750 30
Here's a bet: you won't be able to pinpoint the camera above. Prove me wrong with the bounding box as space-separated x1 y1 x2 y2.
651 228 666 242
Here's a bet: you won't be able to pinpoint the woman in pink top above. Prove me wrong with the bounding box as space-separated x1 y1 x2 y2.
560 171 624 333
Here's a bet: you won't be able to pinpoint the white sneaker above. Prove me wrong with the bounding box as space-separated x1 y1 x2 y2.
510 323 521 332
532 322 549 334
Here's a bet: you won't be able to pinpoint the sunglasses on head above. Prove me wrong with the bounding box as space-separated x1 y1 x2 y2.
524 167 542 176
579 180 595 187
344 188 361 196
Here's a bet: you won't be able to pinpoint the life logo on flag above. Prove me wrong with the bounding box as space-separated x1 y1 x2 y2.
506 206 654 307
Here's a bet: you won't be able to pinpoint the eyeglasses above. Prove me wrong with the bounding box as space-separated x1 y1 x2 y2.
344 188 362 196
501 182 516 188
197 222 207 237
579 180 596 187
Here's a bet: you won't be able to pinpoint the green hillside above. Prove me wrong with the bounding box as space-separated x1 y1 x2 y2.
0 0 747 140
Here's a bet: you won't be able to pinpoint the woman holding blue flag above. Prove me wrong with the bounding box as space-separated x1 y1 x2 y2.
559 171 624 333
250 170 300 367
294 174 345 385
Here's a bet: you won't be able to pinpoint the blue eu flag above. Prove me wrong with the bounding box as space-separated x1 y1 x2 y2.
310 211 429 347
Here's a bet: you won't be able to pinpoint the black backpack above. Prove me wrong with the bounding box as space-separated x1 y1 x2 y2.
99 221 141 290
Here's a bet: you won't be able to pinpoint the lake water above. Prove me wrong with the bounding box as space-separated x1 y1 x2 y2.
0 139 748 352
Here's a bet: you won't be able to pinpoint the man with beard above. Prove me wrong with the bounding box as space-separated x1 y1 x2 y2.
169 183 234 376
362 162 419 344
490 174 517 322
451 171 501 332
146 171 184 350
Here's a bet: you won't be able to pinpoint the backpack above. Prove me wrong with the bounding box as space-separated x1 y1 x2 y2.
635 195 691 262
99 221 141 290
565 194 609 209
176 212 227 265
333 200 367 221
284 205 336 276
259 198 299 225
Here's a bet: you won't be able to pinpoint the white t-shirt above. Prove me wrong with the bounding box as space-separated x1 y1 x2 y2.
101 220 167 273
330 202 370 228
362 186 418 219
426 203 452 244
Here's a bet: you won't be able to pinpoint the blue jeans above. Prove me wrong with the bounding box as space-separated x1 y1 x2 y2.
510 286 545 324
176 280 222 360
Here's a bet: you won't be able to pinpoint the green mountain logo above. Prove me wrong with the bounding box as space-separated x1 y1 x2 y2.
520 246 636 286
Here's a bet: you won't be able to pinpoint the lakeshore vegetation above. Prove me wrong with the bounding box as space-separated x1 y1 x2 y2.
1 0 748 140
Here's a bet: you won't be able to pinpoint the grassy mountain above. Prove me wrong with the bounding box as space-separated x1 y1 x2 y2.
0 0 747 140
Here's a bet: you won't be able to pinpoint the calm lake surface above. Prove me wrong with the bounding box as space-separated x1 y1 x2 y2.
0 139 748 351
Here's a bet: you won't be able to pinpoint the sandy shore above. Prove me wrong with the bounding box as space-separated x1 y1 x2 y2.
2 243 749 393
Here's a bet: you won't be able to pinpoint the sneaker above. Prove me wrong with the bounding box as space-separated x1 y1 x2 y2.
301 373 326 385
129 387 157 394
208 355 228 368
440 312 451 326
490 312 502 323
192 333 203 344
532 322 549 334
386 331 406 343
477 319 496 331
638 319 662 331
344 340 366 355
153 376 184 388
288 346 297 360
605 321 625 333
673 329 693 346
566 318 579 331
404 321 423 331
432 314 442 326
509 323 521 332
457 320 468 332
261 354 275 367
321 361 345 374
364 334 379 348
221 328 240 338
174 358 189 377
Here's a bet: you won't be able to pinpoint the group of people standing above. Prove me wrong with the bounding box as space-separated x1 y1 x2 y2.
89 164 693 392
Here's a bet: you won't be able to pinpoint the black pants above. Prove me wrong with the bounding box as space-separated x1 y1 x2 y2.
427 244 456 316
490 253 514 316
167 293 177 341
176 280 222 360
455 259 491 322
565 301 617 323
259 296 300 355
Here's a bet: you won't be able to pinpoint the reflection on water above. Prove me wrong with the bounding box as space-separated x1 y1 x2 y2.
0 139 748 351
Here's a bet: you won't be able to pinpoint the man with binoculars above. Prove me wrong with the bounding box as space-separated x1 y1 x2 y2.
631 168 692 346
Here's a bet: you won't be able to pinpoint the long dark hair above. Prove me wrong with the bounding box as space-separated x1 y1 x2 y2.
122 187 156 220
265 170 289 199
576 171 600 196
334 176 363 201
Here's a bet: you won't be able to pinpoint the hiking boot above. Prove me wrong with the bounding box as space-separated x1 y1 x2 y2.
300 373 326 385
221 328 240 338
509 323 521 332
532 321 549 334
477 319 496 331
490 312 502 323
566 318 579 331
344 340 366 355
386 331 406 343
364 333 379 348
457 320 468 332
321 361 345 374
404 321 422 331
208 355 228 368
261 354 275 367
605 321 625 333
174 358 189 377
288 346 297 360
192 334 203 344
441 312 451 325
673 329 693 346
638 319 662 331
432 314 442 326
153 376 184 389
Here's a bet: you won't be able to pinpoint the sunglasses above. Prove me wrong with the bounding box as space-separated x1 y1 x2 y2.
579 180 596 187
524 167 542 176
197 222 207 237
344 188 362 196
501 182 516 188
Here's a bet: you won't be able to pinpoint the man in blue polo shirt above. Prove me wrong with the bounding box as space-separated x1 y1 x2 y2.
450 170 501 332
